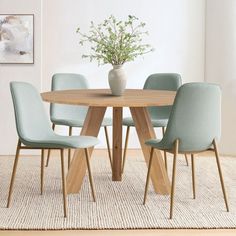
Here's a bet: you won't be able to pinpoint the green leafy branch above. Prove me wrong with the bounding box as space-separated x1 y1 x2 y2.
76 15 154 65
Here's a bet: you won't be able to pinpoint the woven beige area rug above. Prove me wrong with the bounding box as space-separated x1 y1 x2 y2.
0 152 236 230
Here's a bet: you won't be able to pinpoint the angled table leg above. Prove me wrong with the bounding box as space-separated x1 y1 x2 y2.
112 107 123 181
130 107 171 195
66 106 106 194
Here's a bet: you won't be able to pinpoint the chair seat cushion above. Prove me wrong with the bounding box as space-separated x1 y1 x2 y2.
122 117 168 127
21 134 100 149
145 139 165 149
145 138 214 153
51 117 112 127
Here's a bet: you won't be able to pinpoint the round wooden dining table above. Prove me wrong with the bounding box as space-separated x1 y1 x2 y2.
41 89 176 195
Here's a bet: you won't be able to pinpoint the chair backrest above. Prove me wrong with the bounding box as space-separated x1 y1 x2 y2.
10 82 52 143
143 73 182 120
50 73 89 122
161 83 221 152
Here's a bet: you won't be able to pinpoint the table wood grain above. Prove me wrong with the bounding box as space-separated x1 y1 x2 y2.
41 89 176 107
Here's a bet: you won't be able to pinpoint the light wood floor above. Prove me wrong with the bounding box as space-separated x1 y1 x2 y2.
0 149 235 236
0 229 235 236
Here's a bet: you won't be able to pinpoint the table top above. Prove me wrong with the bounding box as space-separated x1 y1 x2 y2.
41 89 176 107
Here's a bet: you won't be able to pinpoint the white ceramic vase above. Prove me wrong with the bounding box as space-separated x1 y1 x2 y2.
108 65 127 96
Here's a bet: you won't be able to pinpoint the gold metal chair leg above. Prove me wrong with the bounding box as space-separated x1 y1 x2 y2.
170 139 179 219
122 126 130 173
162 127 168 171
185 154 189 166
60 149 67 217
68 126 72 170
143 147 154 205
45 123 55 167
40 149 45 195
191 154 196 199
104 126 112 169
85 148 96 202
213 139 229 212
7 140 21 208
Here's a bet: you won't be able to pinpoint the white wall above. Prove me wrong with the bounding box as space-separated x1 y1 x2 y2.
0 0 205 154
42 0 206 149
2 0 236 156
0 0 41 155
205 0 236 155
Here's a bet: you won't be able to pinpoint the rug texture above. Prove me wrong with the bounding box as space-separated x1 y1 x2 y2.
0 152 236 230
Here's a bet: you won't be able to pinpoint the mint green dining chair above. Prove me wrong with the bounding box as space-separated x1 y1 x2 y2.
122 73 188 173
45 73 112 169
8 82 100 217
143 83 229 219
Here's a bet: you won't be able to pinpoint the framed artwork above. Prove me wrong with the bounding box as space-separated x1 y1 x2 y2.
0 14 34 64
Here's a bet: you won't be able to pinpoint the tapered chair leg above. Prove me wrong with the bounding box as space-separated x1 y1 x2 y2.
85 148 96 202
162 127 168 171
170 139 179 219
213 139 229 212
163 151 168 171
68 126 72 169
7 140 21 208
143 147 154 205
122 126 130 173
60 149 67 217
191 154 196 199
184 154 189 166
40 149 45 195
45 123 55 167
104 126 112 169
45 150 50 167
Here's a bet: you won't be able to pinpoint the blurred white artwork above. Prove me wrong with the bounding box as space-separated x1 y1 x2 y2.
0 14 34 63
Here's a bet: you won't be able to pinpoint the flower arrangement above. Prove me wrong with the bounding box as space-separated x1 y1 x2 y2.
76 15 154 65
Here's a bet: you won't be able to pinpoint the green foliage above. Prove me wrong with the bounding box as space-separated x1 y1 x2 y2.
76 15 154 65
